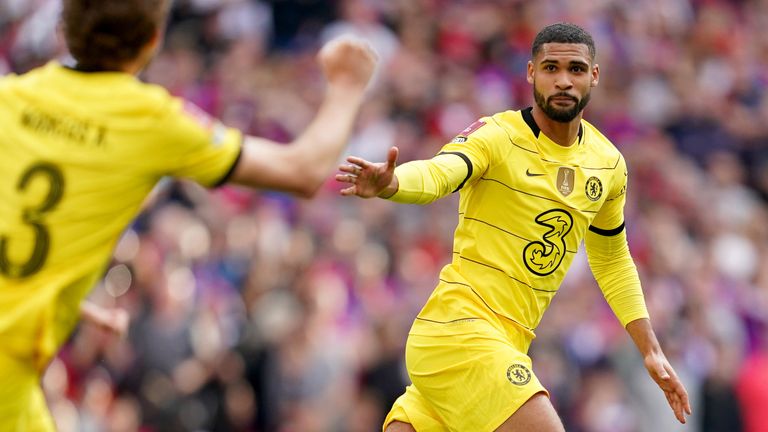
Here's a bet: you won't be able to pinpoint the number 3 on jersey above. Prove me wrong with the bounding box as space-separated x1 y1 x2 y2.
523 209 573 276
0 162 65 278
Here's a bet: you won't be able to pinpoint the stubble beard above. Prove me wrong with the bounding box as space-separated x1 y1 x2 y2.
533 85 591 123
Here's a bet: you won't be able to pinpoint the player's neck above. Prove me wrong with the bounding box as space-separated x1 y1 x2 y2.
531 106 582 147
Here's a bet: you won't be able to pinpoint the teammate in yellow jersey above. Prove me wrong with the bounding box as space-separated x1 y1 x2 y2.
337 23 691 432
0 0 377 429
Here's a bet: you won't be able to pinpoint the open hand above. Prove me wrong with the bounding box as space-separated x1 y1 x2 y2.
336 146 399 198
645 352 692 424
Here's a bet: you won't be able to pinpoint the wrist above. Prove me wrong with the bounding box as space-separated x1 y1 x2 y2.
377 177 399 199
326 82 366 102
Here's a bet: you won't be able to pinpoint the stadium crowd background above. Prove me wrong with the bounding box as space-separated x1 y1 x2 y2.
2 0 768 431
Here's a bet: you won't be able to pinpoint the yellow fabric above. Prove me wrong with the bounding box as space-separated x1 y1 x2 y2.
585 229 649 327
0 62 241 421
389 154 471 205
384 109 648 429
388 108 645 336
0 352 56 431
385 315 547 432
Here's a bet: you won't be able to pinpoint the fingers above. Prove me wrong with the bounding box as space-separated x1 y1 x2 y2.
345 155 370 168
673 378 692 417
338 164 361 175
657 365 670 380
662 372 691 424
334 173 357 184
661 389 684 423
386 146 399 170
340 185 357 196
112 309 130 337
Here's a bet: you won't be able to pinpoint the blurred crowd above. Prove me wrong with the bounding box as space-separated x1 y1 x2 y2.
2 0 768 431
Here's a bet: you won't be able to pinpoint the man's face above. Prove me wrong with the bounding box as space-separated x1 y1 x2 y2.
527 43 599 123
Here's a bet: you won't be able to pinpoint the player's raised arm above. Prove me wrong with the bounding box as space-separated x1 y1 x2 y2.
227 37 378 197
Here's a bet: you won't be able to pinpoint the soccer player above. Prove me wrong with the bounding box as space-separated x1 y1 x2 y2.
0 0 377 429
337 23 691 432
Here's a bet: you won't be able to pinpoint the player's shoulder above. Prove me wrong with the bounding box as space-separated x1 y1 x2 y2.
0 71 19 86
581 118 626 174
581 118 623 159
482 108 541 151
485 109 528 132
452 110 522 143
0 65 35 92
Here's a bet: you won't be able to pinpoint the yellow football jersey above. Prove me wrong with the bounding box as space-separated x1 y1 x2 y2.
391 108 639 348
0 62 241 369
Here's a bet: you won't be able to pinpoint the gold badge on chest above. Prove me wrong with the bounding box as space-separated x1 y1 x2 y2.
556 167 575 196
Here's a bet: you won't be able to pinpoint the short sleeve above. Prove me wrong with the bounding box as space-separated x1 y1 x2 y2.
154 99 243 187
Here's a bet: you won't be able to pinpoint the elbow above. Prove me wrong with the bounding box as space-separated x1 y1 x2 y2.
291 167 327 198
295 182 323 199
281 144 334 198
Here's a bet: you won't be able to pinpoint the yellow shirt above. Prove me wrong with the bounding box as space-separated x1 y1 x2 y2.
390 108 648 347
0 62 241 369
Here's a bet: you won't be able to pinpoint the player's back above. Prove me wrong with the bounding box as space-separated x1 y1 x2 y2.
0 62 240 368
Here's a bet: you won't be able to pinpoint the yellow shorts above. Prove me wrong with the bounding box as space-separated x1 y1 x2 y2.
0 352 56 432
384 318 547 432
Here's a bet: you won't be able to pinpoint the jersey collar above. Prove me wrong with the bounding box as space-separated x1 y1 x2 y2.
521 106 583 145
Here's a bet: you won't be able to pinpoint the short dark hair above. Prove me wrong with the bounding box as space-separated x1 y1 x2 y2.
532 23 596 61
62 0 170 71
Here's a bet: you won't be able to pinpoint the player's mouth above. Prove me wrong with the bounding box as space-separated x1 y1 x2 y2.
549 95 577 105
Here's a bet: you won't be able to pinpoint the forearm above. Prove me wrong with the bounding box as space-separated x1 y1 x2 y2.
626 318 664 356
293 85 366 188
230 85 366 196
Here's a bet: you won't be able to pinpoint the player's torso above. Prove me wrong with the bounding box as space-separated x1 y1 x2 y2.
0 64 175 362
446 109 620 330
0 63 167 283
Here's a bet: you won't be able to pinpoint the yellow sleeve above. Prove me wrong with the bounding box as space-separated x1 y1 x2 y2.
153 99 243 187
590 154 628 231
585 229 649 327
388 153 472 204
585 155 649 327
388 117 495 204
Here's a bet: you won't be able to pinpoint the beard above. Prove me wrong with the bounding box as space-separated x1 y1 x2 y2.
533 86 591 123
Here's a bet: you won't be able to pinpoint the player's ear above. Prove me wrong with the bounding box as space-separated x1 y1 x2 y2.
591 63 599 87
526 61 534 84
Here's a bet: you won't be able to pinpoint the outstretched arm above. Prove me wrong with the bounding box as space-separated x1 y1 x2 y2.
626 318 692 424
228 37 379 197
337 146 475 204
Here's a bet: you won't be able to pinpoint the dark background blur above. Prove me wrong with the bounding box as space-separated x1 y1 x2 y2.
2 0 767 431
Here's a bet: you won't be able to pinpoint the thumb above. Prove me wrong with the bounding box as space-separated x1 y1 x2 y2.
657 366 670 380
387 146 399 170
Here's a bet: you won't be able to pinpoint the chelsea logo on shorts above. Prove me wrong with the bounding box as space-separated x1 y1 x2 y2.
585 176 603 201
507 364 531 386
